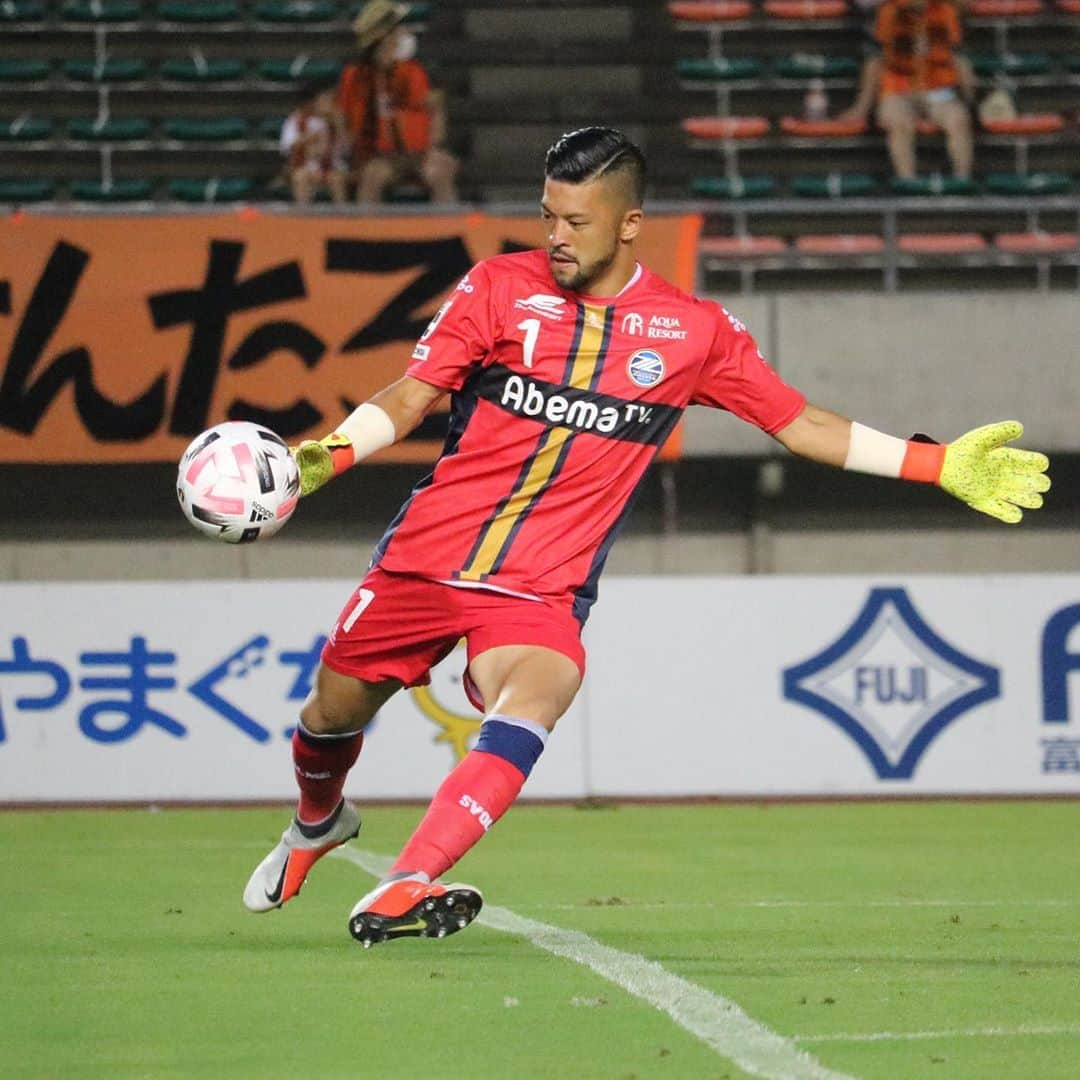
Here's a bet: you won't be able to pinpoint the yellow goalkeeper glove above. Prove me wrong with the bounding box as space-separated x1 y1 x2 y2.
291 433 356 497
937 421 1050 523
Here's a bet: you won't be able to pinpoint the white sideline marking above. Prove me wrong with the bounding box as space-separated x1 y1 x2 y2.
798 1024 1080 1044
334 847 852 1080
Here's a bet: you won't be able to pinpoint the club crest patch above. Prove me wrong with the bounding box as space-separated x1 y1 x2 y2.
627 349 664 388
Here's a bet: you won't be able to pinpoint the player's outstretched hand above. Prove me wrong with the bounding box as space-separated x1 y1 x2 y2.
292 440 335 497
939 421 1051 524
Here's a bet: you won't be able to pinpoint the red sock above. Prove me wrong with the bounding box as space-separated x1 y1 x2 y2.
291 725 364 824
390 750 526 880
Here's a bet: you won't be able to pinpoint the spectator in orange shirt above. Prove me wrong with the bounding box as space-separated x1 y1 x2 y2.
873 0 973 179
337 0 458 204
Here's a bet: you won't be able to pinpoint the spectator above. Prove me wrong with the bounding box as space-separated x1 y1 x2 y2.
338 0 458 204
840 0 973 180
280 80 349 204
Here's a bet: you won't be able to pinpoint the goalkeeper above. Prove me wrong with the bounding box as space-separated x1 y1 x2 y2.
243 126 1050 948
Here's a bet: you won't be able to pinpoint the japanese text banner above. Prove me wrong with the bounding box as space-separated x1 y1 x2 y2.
0 212 700 464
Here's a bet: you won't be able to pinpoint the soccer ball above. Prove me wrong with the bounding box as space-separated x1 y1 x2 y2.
177 421 300 543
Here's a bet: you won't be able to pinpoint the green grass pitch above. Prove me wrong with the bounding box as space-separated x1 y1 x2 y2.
3 801 1080 1079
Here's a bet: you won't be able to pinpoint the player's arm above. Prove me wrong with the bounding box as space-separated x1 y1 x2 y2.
292 376 444 496
773 403 1051 524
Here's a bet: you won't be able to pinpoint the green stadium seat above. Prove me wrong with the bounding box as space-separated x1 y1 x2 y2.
969 52 1052 77
163 117 250 140
258 58 341 82
258 116 286 139
62 1 141 21
158 0 239 22
690 175 777 198
348 1 430 21
160 57 246 82
68 116 152 140
70 178 154 201
255 0 337 22
167 177 253 202
984 171 1071 195
791 172 877 197
0 116 53 140
0 1 46 20
63 58 149 82
1064 55 1080 73
0 178 55 201
0 59 50 81
676 57 763 80
890 176 978 196
385 181 431 204
773 54 859 78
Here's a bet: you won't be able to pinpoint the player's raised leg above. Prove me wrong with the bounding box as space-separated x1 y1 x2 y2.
347 644 581 946
243 664 400 912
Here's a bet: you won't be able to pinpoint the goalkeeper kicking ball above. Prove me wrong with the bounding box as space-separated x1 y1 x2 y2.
177 421 300 543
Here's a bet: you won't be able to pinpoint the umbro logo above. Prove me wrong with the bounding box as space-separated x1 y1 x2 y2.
514 294 566 320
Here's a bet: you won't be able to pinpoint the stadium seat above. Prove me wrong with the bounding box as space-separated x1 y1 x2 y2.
967 0 1043 12
677 57 763 80
258 58 341 82
63 58 149 82
68 116 152 140
773 54 859 78
61 1 141 21
791 172 877 197
890 176 977 195
0 178 55 201
667 0 753 20
255 0 337 22
969 52 1052 77
0 59 50 81
167 177 253 202
984 171 1071 195
700 235 788 256
897 233 988 254
982 113 1065 135
70 178 154 201
779 116 867 136
257 116 286 139
1066 55 1080 73
163 117 250 140
682 116 770 138
1058 0 1080 12
158 1 240 22
0 1 46 20
795 234 885 254
160 57 246 82
994 231 1079 253
0 116 53 140
764 0 849 18
690 175 777 198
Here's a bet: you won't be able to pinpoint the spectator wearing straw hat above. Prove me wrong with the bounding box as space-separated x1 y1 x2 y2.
337 0 458 204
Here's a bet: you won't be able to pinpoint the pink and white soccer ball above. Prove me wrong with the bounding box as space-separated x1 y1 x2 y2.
177 421 300 543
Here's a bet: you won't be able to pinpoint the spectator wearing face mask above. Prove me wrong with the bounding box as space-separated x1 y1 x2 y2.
337 0 459 204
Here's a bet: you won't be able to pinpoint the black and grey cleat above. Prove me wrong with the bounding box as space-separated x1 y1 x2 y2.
348 880 483 949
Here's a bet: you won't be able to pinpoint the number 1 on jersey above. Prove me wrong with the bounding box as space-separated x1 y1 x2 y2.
517 318 541 369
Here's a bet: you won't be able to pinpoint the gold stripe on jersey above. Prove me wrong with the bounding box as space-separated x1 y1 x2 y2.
458 303 610 581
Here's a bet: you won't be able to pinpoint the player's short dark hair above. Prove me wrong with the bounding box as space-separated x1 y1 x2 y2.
544 127 647 207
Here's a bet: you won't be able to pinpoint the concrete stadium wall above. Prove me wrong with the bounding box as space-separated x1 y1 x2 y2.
682 292 1079 455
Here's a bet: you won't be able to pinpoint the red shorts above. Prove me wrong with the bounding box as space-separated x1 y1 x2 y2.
321 566 586 708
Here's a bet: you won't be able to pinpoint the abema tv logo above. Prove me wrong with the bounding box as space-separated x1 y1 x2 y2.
782 588 999 780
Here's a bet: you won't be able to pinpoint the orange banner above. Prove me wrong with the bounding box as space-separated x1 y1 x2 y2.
0 211 701 463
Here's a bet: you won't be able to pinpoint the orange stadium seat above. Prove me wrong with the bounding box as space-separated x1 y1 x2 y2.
779 116 868 137
982 114 1065 135
765 0 848 17
898 233 988 254
667 0 754 20
994 232 1080 253
700 235 788 256
1055 0 1080 11
682 116 771 138
795 234 885 254
967 0 1044 13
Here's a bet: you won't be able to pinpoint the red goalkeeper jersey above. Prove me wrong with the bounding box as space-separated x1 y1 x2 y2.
373 249 805 622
